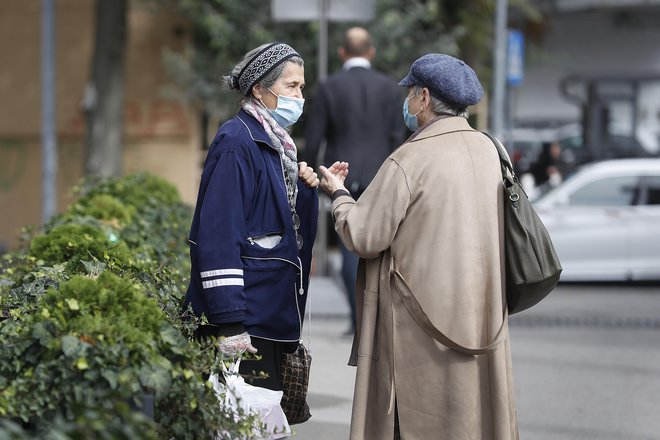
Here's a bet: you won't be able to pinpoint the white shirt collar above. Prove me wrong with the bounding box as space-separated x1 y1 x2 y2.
343 57 371 70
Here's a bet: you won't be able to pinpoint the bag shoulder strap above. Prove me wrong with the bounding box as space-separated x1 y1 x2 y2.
481 131 515 180
481 131 531 200
389 258 507 356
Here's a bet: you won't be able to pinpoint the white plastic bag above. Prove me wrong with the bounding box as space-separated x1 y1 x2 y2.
211 358 291 440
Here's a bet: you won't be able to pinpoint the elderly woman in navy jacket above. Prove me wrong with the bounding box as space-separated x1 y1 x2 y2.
184 43 319 392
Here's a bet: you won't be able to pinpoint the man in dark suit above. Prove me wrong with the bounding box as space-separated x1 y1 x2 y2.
305 27 405 335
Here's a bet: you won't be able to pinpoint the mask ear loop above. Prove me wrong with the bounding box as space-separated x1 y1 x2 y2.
267 88 283 109
267 87 280 98
406 91 423 118
250 83 274 110
257 97 269 110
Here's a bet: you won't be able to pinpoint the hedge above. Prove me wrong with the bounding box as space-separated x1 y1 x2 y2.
0 173 262 439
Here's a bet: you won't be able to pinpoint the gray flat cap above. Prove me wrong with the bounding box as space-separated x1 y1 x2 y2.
399 54 483 107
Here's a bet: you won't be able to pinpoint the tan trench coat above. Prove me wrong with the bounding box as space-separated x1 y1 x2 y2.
331 117 519 440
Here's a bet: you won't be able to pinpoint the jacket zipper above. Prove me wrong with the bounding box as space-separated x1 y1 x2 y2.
295 256 305 332
246 232 283 245
241 255 300 270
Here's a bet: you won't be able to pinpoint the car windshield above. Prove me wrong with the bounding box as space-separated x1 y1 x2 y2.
531 167 584 203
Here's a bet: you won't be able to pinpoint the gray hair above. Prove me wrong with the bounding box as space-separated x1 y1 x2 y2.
414 86 470 119
223 44 304 96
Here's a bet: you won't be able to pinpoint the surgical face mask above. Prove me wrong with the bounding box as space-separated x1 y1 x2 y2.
267 88 305 128
403 92 421 131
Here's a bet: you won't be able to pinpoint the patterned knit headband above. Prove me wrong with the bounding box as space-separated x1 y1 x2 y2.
234 43 300 96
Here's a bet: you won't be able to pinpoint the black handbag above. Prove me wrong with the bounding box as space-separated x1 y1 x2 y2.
483 132 562 314
280 343 312 424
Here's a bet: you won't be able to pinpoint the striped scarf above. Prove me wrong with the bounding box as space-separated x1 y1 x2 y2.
242 97 298 209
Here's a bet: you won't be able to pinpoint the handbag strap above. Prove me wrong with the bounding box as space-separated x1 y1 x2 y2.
481 131 517 181
481 131 532 203
389 258 507 356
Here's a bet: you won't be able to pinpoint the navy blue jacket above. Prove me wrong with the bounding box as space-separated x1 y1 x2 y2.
184 109 318 342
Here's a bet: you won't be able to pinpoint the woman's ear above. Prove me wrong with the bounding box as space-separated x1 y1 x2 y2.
252 83 264 100
421 87 431 110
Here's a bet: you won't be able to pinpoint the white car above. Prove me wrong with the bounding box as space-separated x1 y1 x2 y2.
532 159 660 281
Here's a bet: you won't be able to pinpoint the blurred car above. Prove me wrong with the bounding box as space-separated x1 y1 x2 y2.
508 123 655 176
533 158 660 282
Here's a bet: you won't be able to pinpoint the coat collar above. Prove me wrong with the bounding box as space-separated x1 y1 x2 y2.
408 116 475 143
236 108 273 147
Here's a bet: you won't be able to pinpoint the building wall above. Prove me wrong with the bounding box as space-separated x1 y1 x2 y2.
0 0 201 249
513 7 660 150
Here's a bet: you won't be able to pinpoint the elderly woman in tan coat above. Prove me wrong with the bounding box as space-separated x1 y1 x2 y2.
319 54 519 440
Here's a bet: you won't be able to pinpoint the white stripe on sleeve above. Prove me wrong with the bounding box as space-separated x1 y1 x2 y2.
200 269 244 279
202 278 244 289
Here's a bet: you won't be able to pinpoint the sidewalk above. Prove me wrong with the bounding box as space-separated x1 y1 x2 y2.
291 280 660 439
307 275 352 319
292 275 355 439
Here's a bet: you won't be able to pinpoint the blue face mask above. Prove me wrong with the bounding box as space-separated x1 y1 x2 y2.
403 93 421 131
267 88 305 128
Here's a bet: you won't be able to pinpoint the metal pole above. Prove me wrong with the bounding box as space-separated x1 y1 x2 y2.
491 0 507 142
41 0 57 224
315 0 330 275
318 0 328 81
587 82 601 160
631 81 639 140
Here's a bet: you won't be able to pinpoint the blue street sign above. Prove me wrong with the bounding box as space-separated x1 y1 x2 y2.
507 30 525 87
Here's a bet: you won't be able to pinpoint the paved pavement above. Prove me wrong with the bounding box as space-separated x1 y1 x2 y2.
290 276 660 439
292 275 354 439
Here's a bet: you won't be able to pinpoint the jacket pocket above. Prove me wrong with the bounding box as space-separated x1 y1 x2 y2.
247 232 283 249
358 289 380 359
241 256 301 340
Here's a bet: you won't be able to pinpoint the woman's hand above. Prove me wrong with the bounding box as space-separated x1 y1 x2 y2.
319 161 349 196
298 161 320 188
218 332 258 357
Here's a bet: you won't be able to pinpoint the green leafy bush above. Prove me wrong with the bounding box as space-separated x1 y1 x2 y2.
76 172 181 212
0 173 261 439
71 194 134 226
72 172 192 269
0 272 162 437
0 256 67 321
30 223 131 273
1 267 257 439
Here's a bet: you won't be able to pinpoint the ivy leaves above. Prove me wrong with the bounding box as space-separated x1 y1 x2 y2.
0 173 258 439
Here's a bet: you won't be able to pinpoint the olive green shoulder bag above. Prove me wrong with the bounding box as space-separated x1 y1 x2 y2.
482 132 562 314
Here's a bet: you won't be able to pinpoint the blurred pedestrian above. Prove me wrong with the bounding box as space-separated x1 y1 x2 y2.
318 53 518 439
304 27 405 336
530 141 564 191
184 43 319 398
